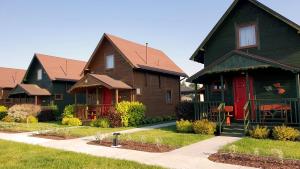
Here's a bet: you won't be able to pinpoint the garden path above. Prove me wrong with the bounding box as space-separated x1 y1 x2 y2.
0 122 256 169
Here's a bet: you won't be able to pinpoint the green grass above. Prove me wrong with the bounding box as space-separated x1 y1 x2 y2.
0 121 67 132
65 126 133 137
118 125 213 148
220 137 300 160
0 140 164 169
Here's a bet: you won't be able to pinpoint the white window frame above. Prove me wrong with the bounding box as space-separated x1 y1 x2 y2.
37 69 42 80
237 24 257 48
136 88 141 95
106 54 114 69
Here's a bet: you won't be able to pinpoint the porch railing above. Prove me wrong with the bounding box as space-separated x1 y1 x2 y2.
74 104 114 120
243 101 251 133
194 101 223 121
248 98 300 126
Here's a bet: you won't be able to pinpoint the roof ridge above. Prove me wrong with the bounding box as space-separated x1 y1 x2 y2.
104 33 164 53
35 53 86 63
0 67 26 71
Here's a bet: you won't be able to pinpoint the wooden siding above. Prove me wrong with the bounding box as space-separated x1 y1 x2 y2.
133 70 180 117
87 39 134 86
203 0 300 67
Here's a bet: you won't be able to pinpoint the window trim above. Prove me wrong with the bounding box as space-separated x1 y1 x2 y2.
165 89 173 104
211 80 227 92
136 88 142 95
37 69 43 80
105 54 115 70
236 22 259 49
54 94 63 101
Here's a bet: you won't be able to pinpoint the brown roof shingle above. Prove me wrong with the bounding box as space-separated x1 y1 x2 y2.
0 67 26 88
12 84 51 96
86 33 187 77
34 53 87 81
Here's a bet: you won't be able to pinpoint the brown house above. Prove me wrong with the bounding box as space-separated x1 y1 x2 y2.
70 33 186 119
0 67 26 106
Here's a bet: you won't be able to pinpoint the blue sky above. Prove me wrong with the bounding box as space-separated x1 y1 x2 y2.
0 0 299 76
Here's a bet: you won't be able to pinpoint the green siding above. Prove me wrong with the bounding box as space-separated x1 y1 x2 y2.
204 0 300 66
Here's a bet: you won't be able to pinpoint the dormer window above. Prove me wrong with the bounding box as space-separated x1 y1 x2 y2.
37 69 42 80
106 54 114 69
237 24 257 48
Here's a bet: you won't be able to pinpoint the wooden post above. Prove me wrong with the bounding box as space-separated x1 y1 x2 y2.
245 72 250 100
220 74 225 102
34 96 38 105
194 83 199 120
295 73 300 127
115 89 119 104
96 87 99 105
85 88 88 119
74 93 77 105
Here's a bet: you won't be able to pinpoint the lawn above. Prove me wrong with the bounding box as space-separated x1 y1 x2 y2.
65 126 133 137
118 125 213 148
220 137 300 160
0 121 66 132
0 139 164 169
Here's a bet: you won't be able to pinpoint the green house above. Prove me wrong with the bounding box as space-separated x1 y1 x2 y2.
187 0 300 132
9 53 86 112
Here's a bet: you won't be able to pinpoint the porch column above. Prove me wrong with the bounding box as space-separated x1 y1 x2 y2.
245 72 250 100
296 73 300 99
74 93 77 105
220 74 225 102
115 89 119 104
194 83 199 119
96 87 99 105
34 96 38 105
85 88 88 119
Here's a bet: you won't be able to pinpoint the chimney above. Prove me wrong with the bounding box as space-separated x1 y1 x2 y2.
145 43 148 64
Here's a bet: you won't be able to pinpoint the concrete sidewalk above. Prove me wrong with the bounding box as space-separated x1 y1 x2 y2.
0 122 255 169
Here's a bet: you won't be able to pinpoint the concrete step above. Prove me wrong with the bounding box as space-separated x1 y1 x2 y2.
221 132 244 137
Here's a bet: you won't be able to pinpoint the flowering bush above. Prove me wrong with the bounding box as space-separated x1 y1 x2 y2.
115 101 146 127
0 105 8 120
27 115 38 123
272 125 300 141
176 119 193 133
7 104 41 122
249 125 270 139
62 117 82 126
90 118 110 128
193 119 216 135
62 105 75 118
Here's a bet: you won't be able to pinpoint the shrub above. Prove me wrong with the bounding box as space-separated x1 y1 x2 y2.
62 105 75 118
115 101 146 127
0 105 8 120
38 105 57 122
175 101 194 120
7 104 41 122
107 108 122 128
62 117 82 126
272 125 300 141
193 119 216 135
176 119 193 133
27 115 38 123
249 125 270 139
2 115 14 122
91 118 110 128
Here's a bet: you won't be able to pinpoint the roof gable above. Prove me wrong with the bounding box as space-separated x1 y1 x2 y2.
187 50 299 82
190 0 300 63
25 53 86 82
10 84 51 96
0 67 26 88
84 33 187 77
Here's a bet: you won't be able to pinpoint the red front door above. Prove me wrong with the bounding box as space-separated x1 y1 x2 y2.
103 87 112 105
233 76 254 120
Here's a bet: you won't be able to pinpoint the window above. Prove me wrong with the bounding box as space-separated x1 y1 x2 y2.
54 94 63 100
238 24 257 48
106 54 114 69
136 88 141 95
37 69 42 80
212 81 226 92
166 90 172 104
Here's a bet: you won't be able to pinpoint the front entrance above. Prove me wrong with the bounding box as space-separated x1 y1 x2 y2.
103 88 112 105
233 76 254 120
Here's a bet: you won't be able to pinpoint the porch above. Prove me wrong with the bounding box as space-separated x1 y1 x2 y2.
188 51 300 134
69 73 133 121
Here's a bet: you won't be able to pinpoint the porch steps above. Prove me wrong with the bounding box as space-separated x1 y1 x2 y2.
221 123 245 137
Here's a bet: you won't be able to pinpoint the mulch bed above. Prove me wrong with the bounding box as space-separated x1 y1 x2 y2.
209 153 300 169
88 140 175 153
32 134 77 140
